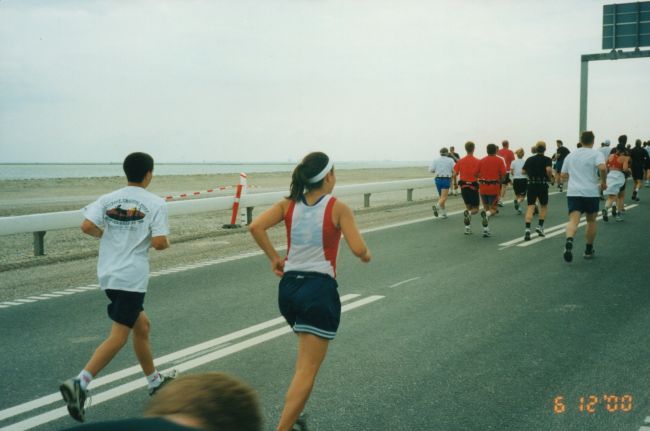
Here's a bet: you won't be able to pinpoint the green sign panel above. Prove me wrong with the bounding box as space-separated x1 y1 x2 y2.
602 1 650 49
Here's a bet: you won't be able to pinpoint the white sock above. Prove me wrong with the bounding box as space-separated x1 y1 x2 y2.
147 370 162 388
442 208 447 216
77 370 93 391
486 210 492 217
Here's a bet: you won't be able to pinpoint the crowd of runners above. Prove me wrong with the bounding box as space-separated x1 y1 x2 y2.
429 131 650 260
54 137 649 430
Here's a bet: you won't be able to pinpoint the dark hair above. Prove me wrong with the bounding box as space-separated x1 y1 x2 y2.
123 152 154 183
501 140 509 148
535 141 546 154
146 372 262 431
556 139 563 145
580 131 594 145
464 141 475 153
616 143 627 153
486 143 498 155
635 139 642 147
288 152 332 201
618 134 627 145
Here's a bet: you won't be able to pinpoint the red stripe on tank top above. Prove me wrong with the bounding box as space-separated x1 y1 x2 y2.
284 200 296 263
322 197 341 277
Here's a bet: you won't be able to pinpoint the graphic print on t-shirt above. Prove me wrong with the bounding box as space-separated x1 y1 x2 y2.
104 199 149 226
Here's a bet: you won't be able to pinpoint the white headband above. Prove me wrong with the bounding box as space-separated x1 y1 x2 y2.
308 159 333 183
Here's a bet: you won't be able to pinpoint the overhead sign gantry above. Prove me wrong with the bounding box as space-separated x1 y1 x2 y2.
579 1 650 134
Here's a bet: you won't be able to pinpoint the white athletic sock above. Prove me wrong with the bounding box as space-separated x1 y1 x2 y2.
147 370 162 388
77 370 93 390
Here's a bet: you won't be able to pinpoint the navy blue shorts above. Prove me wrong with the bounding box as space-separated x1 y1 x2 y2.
434 177 451 195
481 194 498 207
567 196 600 215
278 271 340 340
105 289 145 328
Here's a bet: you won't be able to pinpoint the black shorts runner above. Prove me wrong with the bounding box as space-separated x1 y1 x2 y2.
527 183 549 206
460 183 480 208
105 289 145 328
632 165 645 181
513 178 527 196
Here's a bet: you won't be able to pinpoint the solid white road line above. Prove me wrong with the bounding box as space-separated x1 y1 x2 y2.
388 277 421 288
0 295 384 431
0 294 362 422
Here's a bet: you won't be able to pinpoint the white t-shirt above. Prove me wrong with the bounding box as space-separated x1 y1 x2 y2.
599 146 612 160
429 156 455 177
510 158 526 179
84 186 169 293
561 148 606 197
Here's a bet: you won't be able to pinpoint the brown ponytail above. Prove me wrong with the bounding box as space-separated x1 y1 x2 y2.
288 152 331 201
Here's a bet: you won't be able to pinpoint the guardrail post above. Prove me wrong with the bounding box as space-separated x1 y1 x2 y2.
364 193 371 208
33 231 46 256
407 188 414 202
246 207 254 225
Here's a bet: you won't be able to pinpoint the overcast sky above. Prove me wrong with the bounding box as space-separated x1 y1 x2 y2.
1 0 649 163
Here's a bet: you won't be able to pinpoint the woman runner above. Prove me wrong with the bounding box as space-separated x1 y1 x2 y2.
602 143 630 222
249 152 371 431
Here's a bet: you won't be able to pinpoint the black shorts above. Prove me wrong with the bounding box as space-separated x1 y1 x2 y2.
567 196 600 215
461 186 480 208
513 178 527 196
278 271 340 340
632 165 645 180
105 289 145 328
501 173 511 185
645 159 650 170
527 183 549 206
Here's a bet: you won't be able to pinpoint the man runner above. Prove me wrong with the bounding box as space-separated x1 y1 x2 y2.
497 140 515 206
429 147 456 219
452 141 481 235
521 142 553 241
560 131 606 262
477 143 507 237
552 140 570 192
59 153 175 423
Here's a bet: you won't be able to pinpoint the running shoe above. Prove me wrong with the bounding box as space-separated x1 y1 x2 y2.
558 184 563 192
513 199 519 211
482 227 491 238
293 414 308 431
432 205 439 217
497 201 504 207
149 369 178 396
615 215 623 222
583 249 595 259
463 210 471 226
524 229 531 241
464 226 472 235
441 213 448 219
601 208 609 222
563 241 573 263
611 205 617 217
60 379 87 422
632 191 637 201
480 210 488 227
535 226 545 237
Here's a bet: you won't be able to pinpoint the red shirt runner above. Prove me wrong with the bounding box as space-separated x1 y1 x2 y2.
497 148 515 171
478 155 506 195
453 155 480 185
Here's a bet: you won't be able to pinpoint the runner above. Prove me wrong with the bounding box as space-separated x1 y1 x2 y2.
248 151 371 431
452 141 482 235
59 152 174 423
561 131 607 262
552 140 571 192
602 143 631 222
521 142 553 241
477 143 507 237
510 148 527 215
629 138 649 201
448 146 461 195
428 147 456 219
598 140 612 201
497 140 515 206
645 141 650 187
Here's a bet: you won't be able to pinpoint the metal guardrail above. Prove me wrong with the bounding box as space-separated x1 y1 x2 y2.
0 178 433 255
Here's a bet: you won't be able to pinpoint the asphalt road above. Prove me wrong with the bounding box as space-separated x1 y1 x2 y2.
1 191 649 431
